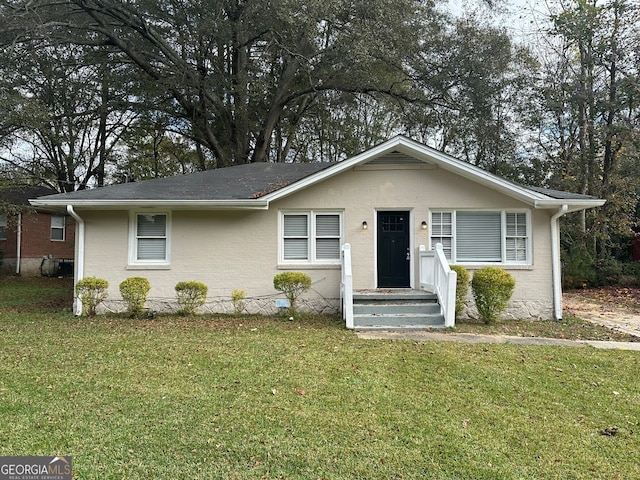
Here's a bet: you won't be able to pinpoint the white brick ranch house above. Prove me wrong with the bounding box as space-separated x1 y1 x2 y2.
31 136 604 328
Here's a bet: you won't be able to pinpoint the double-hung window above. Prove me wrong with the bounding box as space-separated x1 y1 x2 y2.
281 211 342 264
50 214 65 241
431 210 530 264
130 212 170 265
0 214 7 240
430 212 452 259
506 212 528 262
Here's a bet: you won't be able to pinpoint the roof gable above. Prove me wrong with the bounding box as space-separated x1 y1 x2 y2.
30 136 604 211
262 136 604 211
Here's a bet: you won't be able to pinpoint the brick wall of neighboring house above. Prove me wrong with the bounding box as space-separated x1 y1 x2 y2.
0 210 75 276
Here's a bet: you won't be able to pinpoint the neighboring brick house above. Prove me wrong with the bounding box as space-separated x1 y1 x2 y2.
0 186 75 276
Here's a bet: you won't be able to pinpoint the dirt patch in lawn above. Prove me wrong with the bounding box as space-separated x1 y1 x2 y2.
564 286 640 338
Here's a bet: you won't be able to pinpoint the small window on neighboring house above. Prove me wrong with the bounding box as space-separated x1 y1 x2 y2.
51 215 65 241
431 210 530 264
0 214 7 240
281 211 342 264
131 213 170 264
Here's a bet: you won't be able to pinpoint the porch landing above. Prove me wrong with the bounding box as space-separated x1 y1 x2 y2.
352 289 446 330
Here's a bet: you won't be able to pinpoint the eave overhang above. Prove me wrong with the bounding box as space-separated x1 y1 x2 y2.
29 199 270 210
533 199 606 211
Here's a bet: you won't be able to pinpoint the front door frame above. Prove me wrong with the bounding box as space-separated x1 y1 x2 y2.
375 209 414 288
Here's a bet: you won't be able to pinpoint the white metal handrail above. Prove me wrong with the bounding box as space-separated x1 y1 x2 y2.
341 243 354 329
419 243 457 327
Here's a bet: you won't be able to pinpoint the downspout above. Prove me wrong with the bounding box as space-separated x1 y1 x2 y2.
15 212 22 274
66 205 84 316
551 205 568 321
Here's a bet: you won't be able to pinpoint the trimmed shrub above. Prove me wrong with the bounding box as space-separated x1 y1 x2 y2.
75 277 109 317
231 289 246 315
175 281 208 315
273 271 311 316
450 265 470 319
119 276 151 317
471 267 515 324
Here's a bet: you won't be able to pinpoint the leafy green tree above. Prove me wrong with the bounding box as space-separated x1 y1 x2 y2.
0 40 137 191
114 114 200 183
537 0 640 263
0 0 435 167
402 18 538 181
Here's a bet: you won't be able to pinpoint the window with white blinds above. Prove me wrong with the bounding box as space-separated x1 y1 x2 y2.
315 214 340 259
431 210 529 264
456 211 501 262
134 213 169 263
282 212 342 263
506 212 528 262
430 211 452 260
283 214 309 260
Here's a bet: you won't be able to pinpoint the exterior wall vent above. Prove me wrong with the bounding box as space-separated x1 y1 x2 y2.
363 151 427 166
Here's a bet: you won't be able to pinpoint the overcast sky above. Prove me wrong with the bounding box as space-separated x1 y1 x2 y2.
445 0 551 39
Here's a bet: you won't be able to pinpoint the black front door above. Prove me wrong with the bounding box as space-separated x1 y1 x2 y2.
377 211 410 288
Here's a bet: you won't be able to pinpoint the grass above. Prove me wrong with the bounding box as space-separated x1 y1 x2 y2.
1 277 639 479
0 276 74 310
451 315 639 342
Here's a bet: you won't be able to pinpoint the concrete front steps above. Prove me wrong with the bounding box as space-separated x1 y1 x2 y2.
353 289 446 330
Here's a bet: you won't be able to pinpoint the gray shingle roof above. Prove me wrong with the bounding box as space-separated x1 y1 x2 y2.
2 185 58 206
37 162 335 202
525 186 599 201
29 135 603 211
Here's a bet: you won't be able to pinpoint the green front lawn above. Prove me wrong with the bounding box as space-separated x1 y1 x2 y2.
1 278 639 479
451 315 639 342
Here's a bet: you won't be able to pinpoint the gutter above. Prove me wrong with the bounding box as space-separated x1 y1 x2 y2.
550 205 568 321
15 213 22 274
30 199 270 210
66 205 84 316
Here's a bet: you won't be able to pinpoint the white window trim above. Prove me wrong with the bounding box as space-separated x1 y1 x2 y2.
50 214 65 242
279 210 343 265
128 211 171 267
430 209 531 265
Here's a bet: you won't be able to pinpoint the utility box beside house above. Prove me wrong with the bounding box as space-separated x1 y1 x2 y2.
0 186 75 276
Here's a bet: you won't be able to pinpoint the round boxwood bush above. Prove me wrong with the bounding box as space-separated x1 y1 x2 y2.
119 276 151 317
175 280 208 315
450 265 470 319
471 267 515 323
231 289 246 315
273 271 311 316
75 276 109 317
